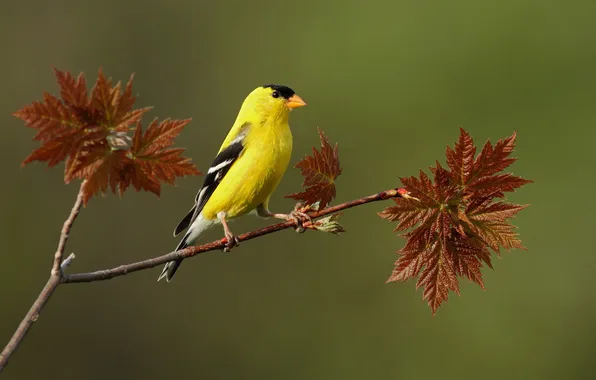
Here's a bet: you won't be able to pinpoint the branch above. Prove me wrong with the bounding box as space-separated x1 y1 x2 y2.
60 253 76 272
0 183 84 371
52 187 84 275
0 187 402 371
63 188 403 283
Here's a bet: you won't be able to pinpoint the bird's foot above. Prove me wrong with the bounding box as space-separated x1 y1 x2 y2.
223 234 240 252
287 209 312 233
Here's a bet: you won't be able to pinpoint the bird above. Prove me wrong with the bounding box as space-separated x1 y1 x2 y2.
158 84 307 282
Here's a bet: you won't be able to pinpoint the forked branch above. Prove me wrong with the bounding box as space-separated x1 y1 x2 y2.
0 187 404 371
5 68 531 372
0 182 85 371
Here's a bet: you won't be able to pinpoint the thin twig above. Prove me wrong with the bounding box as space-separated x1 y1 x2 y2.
60 253 76 273
52 185 85 275
63 188 402 283
0 182 85 371
0 187 401 371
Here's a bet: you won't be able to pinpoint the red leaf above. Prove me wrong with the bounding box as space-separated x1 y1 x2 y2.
14 93 81 142
54 69 88 109
446 128 476 185
468 173 533 197
467 201 528 222
416 228 460 314
378 198 437 232
15 91 88 168
22 128 84 168
401 171 431 196
16 68 199 204
65 130 110 182
77 119 200 203
469 132 517 186
134 118 190 156
111 74 152 130
386 243 426 282
379 128 531 314
453 253 484 289
81 150 132 205
286 128 342 209
89 68 113 124
128 120 200 196
467 219 525 253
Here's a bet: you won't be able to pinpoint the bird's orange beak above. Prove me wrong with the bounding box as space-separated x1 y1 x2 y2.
286 94 307 109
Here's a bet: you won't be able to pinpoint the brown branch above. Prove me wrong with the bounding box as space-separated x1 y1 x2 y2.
63 188 403 283
0 187 401 371
0 182 85 371
51 186 84 275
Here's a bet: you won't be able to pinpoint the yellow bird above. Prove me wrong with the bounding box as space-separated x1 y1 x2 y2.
158 85 307 282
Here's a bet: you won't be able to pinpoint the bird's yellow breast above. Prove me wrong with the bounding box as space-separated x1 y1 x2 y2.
201 122 293 220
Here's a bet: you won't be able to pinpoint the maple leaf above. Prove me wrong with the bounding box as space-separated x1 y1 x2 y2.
286 128 342 209
445 128 475 186
128 119 200 192
446 128 532 198
15 68 200 205
80 150 132 204
68 118 199 204
379 128 531 314
15 91 86 168
416 230 460 311
54 69 88 109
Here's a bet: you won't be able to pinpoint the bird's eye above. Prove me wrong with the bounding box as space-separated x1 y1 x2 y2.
272 91 280 98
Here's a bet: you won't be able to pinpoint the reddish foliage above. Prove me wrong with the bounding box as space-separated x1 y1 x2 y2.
378 128 531 314
14 69 200 204
14 70 531 315
286 128 342 209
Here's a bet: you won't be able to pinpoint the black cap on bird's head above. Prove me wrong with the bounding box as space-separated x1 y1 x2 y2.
262 84 306 109
262 84 295 99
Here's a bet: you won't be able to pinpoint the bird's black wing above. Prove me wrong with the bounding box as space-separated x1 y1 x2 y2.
173 128 248 236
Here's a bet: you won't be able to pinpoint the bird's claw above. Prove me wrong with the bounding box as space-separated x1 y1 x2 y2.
289 210 312 233
223 235 240 252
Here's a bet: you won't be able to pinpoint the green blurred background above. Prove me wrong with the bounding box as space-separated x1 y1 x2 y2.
1 0 595 379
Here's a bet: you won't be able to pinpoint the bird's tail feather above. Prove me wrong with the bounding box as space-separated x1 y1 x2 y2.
158 214 213 282
156 234 189 282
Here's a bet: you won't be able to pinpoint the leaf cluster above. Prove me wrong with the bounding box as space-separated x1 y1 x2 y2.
286 127 342 209
14 69 199 204
14 70 531 315
378 128 532 313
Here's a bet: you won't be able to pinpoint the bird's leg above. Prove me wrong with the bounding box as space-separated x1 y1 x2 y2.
256 203 312 233
217 211 239 252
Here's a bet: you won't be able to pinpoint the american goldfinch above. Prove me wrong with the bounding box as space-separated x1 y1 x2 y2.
158 85 307 282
